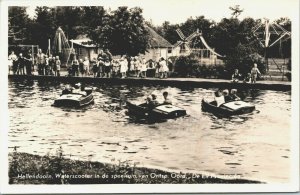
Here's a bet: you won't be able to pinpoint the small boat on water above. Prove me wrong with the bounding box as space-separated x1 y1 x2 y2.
126 101 187 120
53 87 94 107
202 99 255 117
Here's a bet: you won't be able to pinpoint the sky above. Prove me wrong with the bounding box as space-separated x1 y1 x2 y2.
25 0 298 25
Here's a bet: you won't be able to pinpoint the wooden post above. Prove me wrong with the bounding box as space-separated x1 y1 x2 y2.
32 45 34 65
48 39 51 56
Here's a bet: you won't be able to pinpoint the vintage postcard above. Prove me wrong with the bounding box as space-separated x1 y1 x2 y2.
0 0 299 193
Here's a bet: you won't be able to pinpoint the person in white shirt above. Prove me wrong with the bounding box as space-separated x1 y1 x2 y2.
8 51 18 75
83 57 90 76
120 56 128 78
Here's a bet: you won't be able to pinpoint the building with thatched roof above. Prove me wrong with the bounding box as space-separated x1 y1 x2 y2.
142 26 173 61
69 26 173 61
69 34 101 60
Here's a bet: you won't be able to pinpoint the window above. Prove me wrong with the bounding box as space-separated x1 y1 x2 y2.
168 48 172 54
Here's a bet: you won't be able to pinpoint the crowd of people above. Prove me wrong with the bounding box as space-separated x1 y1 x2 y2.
67 49 172 79
231 63 261 84
8 48 172 79
8 49 62 76
9 48 263 84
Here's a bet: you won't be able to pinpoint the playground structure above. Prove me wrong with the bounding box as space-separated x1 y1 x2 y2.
172 28 224 65
252 18 291 74
52 27 72 66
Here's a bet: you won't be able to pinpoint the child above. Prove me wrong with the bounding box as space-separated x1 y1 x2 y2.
83 57 90 76
91 57 98 78
231 69 241 83
230 89 240 101
79 59 84 77
243 73 252 83
162 91 172 105
72 57 79 76
55 56 61 76
250 63 261 83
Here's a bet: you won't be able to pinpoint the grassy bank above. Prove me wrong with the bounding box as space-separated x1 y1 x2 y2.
8 149 261 184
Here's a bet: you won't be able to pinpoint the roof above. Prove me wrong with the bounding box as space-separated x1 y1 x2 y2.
145 26 173 48
70 34 97 48
70 27 173 49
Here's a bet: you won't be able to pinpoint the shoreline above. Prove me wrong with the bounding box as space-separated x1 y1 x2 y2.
8 74 290 91
8 152 262 184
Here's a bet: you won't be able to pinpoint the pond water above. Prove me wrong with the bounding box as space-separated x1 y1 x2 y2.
8 78 291 183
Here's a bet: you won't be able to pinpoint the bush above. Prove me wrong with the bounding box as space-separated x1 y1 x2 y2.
173 55 198 77
173 55 226 78
225 43 267 78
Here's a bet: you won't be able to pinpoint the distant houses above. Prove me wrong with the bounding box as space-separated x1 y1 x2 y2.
69 35 101 60
68 26 223 65
141 26 173 61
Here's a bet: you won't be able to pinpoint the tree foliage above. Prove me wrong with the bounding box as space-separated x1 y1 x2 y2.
89 7 149 56
8 7 31 45
8 6 291 60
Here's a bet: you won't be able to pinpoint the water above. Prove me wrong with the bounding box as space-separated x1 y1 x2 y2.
8 79 291 183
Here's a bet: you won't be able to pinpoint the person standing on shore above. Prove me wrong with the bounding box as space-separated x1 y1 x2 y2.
55 56 61 76
24 50 33 75
51 56 56 76
44 55 50 75
72 56 79 76
91 57 98 78
83 57 90 76
250 63 261 84
48 55 54 75
159 57 168 78
104 59 111 78
8 51 18 75
18 53 25 75
141 57 147 78
79 59 84 77
120 56 128 78
36 49 46 75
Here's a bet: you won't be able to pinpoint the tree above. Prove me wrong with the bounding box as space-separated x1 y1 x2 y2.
8 7 31 45
28 6 56 51
89 6 149 56
53 6 83 39
82 6 106 34
210 18 240 56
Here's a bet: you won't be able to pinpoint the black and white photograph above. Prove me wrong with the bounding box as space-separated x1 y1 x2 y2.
0 0 299 193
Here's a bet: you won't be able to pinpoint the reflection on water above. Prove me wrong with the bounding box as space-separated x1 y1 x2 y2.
8 79 291 183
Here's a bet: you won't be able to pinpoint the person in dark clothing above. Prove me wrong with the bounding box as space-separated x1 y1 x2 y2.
18 53 25 75
147 94 159 110
72 57 80 76
79 59 84 77
162 91 172 105
231 69 241 83
24 51 33 75
223 89 233 102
